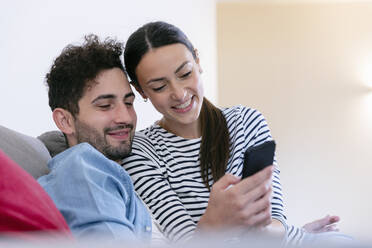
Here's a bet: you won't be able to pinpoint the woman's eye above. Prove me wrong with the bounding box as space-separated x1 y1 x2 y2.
153 85 165 92
180 71 192 78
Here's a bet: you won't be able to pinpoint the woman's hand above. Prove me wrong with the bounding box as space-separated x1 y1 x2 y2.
302 215 340 233
197 166 273 231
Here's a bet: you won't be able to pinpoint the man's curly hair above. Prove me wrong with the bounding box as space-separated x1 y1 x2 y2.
46 34 125 116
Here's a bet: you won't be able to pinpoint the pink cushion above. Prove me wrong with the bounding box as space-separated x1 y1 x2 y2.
0 149 71 236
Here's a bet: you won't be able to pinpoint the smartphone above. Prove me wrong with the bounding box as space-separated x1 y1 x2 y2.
242 140 276 179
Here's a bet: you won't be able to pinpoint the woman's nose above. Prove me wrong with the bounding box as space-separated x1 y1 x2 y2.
171 85 186 101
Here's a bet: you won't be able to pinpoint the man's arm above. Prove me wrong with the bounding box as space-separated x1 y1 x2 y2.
38 143 151 241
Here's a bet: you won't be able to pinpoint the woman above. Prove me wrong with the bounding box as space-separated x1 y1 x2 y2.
122 21 339 243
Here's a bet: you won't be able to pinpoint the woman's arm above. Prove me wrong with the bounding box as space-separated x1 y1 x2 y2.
198 167 274 230
123 143 197 242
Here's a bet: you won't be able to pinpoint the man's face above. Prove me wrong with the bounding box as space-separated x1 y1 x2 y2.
71 68 137 161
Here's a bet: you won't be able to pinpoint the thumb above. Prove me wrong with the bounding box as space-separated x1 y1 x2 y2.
303 215 332 231
212 173 240 191
329 215 341 224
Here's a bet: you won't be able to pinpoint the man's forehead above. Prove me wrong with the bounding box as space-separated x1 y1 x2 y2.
84 86 133 101
83 69 132 100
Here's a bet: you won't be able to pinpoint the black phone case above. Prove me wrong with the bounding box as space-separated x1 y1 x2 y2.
242 140 276 178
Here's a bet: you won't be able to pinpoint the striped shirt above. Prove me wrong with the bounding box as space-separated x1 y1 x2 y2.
122 105 304 243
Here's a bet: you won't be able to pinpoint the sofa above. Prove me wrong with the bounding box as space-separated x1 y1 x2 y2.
0 125 69 180
0 124 167 244
0 125 71 236
0 125 358 248
0 125 51 179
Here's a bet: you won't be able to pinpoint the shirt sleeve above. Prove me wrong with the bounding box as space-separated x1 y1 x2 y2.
239 106 313 244
38 144 141 241
238 107 289 229
123 134 196 242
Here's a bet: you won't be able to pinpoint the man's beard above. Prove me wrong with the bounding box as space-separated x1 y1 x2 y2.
74 120 134 161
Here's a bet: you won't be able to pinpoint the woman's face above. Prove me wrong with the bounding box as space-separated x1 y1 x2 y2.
135 43 204 133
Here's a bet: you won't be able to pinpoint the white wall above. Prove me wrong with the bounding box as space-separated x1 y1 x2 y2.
217 2 372 242
0 0 217 137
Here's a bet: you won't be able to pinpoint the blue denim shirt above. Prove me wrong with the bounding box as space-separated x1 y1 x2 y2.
38 143 152 242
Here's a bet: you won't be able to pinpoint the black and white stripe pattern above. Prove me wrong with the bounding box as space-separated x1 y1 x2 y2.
122 105 300 243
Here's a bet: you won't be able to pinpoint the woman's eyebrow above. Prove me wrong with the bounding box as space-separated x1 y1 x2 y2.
146 77 166 85
146 61 190 84
174 61 189 74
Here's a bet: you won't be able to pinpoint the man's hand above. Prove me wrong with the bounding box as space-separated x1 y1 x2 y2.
302 215 340 233
197 166 273 230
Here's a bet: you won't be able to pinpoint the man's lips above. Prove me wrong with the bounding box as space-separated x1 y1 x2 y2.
106 128 131 140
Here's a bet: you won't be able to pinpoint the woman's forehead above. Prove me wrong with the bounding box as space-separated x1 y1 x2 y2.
136 44 194 76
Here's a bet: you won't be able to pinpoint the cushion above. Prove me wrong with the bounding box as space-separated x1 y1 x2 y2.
0 125 50 179
37 130 68 157
0 149 71 235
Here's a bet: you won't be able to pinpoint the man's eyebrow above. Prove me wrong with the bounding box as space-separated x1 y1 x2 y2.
91 94 116 104
174 61 189 74
124 92 135 99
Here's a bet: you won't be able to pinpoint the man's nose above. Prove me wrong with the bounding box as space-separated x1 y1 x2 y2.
113 104 133 124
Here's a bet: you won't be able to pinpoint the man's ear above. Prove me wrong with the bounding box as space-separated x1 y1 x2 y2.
52 108 75 135
132 81 148 100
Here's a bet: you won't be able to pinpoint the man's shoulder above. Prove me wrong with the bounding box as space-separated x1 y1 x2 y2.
39 143 133 193
49 142 101 166
47 143 124 178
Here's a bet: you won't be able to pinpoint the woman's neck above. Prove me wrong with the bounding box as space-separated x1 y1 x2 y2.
158 118 201 139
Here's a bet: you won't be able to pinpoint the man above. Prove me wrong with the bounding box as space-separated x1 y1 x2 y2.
38 35 152 241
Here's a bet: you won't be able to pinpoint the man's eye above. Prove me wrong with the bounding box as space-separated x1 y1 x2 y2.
153 85 165 92
98 104 111 109
125 102 133 106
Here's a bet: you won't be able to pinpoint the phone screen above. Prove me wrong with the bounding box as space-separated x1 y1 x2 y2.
242 140 276 179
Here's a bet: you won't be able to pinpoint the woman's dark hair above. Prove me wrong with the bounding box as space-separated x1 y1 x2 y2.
46 34 124 116
124 21 230 190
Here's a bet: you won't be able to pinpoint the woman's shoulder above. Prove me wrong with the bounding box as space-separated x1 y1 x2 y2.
132 125 158 148
132 123 177 152
135 123 175 142
221 105 264 120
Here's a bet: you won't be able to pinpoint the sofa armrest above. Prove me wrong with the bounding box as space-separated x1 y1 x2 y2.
0 125 50 179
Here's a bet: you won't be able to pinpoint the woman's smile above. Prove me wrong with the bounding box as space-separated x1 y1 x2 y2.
172 96 194 113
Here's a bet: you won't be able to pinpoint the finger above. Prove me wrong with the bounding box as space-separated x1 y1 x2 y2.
328 215 341 224
327 226 340 232
306 215 334 230
235 166 273 195
316 223 339 233
316 215 340 227
241 190 272 226
212 173 240 191
324 224 339 232
243 178 272 204
253 204 273 228
243 201 271 227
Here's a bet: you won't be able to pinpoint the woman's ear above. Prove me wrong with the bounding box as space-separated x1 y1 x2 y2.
194 49 203 74
132 82 148 100
52 108 75 135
